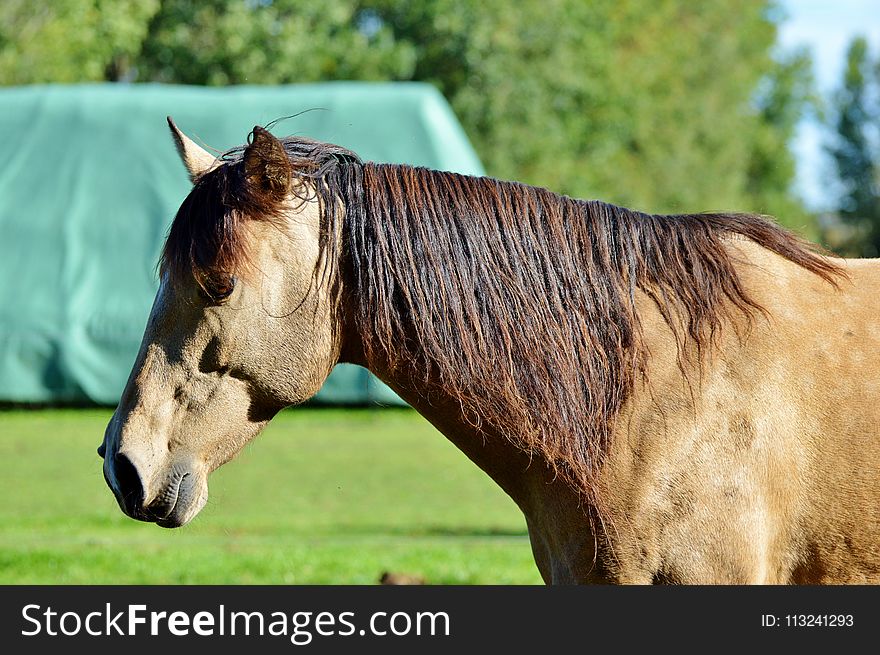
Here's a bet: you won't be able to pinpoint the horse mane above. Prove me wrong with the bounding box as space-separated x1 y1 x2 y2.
161 133 842 502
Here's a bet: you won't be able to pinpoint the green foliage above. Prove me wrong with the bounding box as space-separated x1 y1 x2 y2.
136 0 416 85
826 37 880 256
0 0 816 232
365 0 814 228
0 0 159 83
747 48 818 235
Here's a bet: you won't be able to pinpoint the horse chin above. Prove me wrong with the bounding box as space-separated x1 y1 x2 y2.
151 470 209 529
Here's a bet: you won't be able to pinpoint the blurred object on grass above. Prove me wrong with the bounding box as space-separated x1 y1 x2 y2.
379 571 427 585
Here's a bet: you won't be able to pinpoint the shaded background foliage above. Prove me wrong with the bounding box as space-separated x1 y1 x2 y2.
1 0 878 248
825 36 880 256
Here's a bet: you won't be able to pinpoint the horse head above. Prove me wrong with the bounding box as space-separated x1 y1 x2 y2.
98 120 343 527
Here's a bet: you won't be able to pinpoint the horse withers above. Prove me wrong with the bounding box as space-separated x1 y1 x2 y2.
99 119 880 583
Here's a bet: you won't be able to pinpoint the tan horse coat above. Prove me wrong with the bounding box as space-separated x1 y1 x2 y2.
100 122 880 584
361 242 880 584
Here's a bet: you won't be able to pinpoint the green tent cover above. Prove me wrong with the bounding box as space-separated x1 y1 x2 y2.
0 83 484 405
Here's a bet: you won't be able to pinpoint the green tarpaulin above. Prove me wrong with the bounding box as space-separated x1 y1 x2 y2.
0 83 484 405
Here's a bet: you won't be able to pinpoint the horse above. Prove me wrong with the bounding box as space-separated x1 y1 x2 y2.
98 118 880 584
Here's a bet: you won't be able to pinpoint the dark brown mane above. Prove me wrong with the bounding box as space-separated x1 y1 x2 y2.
162 133 841 503
161 136 360 294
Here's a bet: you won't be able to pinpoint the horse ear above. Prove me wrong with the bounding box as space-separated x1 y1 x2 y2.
167 116 219 183
244 125 291 201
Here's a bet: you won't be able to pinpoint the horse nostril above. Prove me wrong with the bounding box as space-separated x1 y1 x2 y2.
113 452 145 513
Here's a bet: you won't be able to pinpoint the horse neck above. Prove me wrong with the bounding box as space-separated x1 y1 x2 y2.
344 325 580 519
331 196 580 505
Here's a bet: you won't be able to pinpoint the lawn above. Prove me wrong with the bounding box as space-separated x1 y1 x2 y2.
0 408 542 584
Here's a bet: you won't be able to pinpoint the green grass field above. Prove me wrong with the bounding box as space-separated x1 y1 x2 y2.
0 408 542 584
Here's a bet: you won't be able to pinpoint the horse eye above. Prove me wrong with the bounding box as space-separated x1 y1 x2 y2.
203 275 236 303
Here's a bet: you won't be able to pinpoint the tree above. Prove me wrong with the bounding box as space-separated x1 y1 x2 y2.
135 0 415 85
1 0 817 234
827 37 880 256
0 0 159 83
746 48 818 235
363 1 815 228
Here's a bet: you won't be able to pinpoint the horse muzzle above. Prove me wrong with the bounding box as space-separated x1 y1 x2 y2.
99 446 207 528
